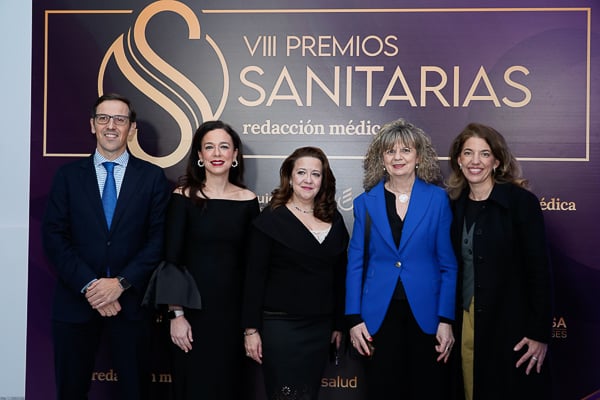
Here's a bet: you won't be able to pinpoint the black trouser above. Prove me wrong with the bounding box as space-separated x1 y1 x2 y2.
365 299 450 400
52 315 150 400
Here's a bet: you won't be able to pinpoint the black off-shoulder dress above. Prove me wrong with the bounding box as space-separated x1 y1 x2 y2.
165 194 259 400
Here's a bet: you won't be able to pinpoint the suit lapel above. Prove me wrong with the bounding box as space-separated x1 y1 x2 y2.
365 181 398 253
80 156 108 230
399 178 432 253
452 190 469 240
110 156 143 230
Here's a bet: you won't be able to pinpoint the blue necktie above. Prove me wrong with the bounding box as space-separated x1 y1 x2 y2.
102 162 117 228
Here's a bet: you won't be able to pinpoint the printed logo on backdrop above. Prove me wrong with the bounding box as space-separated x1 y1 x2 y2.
43 3 591 168
552 316 568 339
97 1 227 167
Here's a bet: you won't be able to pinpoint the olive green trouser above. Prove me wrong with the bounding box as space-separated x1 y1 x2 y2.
462 297 475 400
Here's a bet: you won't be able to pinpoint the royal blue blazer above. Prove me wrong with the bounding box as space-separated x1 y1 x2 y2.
345 179 457 335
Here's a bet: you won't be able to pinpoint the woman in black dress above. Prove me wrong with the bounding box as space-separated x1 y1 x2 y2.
242 146 349 400
165 121 259 399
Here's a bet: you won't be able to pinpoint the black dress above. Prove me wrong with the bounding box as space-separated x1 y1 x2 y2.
165 193 259 400
242 205 349 400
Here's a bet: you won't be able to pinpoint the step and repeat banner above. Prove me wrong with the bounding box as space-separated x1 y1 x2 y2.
28 1 599 399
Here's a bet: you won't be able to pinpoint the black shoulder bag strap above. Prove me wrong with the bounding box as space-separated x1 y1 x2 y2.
362 210 371 286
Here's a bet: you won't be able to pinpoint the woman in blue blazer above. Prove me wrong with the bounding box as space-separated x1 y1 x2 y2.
346 119 458 399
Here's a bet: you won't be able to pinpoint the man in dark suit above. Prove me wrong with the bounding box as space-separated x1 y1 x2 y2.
42 93 170 400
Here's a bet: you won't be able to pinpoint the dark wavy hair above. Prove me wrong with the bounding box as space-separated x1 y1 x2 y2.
179 120 247 205
91 93 136 122
447 122 528 200
270 146 337 223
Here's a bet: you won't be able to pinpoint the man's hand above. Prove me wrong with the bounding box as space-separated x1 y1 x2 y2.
85 278 123 309
96 300 122 317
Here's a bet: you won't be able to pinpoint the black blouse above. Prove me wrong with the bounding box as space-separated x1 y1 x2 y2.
242 205 349 330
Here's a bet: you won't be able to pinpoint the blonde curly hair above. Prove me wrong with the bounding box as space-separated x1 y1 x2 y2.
363 119 442 191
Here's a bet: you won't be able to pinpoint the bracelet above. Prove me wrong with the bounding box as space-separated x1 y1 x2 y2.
243 329 258 336
167 309 184 320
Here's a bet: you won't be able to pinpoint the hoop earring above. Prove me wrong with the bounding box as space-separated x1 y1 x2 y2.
197 160 205 168
232 160 239 168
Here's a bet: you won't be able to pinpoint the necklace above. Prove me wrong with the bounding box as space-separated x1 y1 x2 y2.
387 182 413 204
293 204 314 214
469 184 494 201
398 193 410 203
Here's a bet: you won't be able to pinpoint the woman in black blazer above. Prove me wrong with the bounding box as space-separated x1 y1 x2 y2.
447 123 553 400
242 146 349 400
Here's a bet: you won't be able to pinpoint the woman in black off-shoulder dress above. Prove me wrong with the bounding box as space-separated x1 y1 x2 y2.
163 121 259 400
242 147 348 400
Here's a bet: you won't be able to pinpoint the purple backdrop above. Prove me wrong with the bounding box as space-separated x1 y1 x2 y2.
28 1 600 399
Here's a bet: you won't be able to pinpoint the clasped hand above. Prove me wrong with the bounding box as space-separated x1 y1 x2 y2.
85 278 124 317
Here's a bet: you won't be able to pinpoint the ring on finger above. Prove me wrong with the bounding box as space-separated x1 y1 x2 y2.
532 356 538 361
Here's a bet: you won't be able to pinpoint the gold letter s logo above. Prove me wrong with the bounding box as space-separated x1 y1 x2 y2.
97 0 229 168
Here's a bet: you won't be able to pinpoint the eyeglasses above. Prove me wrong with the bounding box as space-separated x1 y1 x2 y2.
94 114 130 126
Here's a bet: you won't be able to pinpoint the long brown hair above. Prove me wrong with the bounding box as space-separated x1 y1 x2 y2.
447 122 528 200
270 147 337 223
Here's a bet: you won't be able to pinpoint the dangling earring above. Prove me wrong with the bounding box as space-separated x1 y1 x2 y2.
197 159 205 168
459 163 463 170
232 159 239 168
493 166 497 174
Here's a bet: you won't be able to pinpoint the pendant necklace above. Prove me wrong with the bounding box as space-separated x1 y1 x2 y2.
388 182 413 204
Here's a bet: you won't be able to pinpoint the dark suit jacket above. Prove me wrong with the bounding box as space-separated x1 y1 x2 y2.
346 178 457 335
43 154 170 323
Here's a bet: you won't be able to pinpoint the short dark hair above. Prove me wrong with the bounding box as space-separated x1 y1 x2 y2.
91 93 136 123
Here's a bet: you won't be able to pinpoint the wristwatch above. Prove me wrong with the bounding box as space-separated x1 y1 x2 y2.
167 309 185 320
117 276 131 290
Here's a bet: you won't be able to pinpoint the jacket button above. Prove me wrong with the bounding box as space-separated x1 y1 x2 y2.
395 261 401 268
